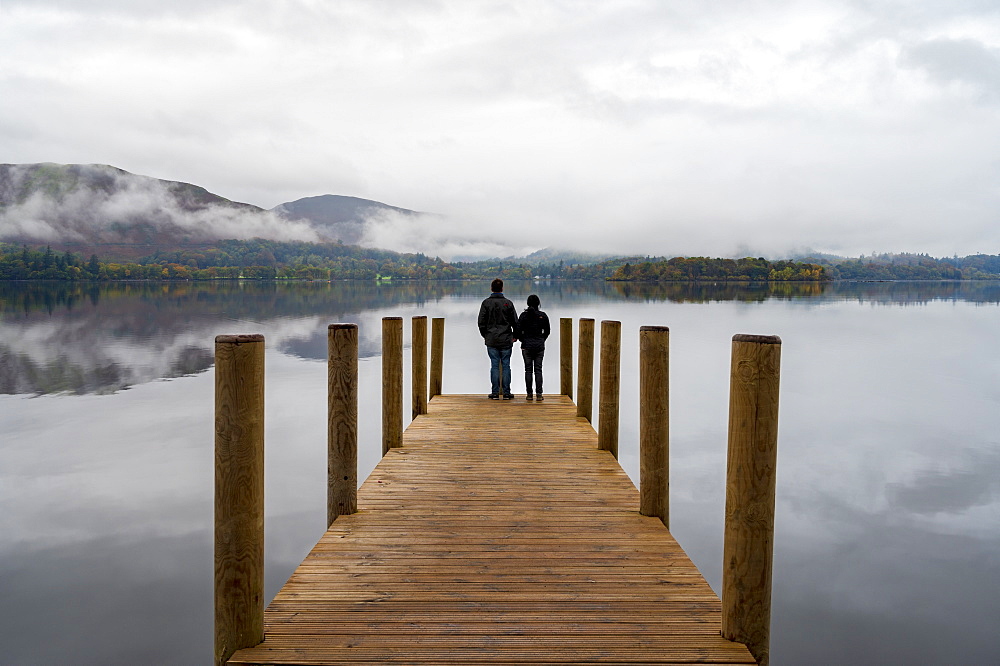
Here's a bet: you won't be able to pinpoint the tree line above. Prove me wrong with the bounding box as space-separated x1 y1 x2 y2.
801 252 1000 280
608 256 827 281
2 241 999 281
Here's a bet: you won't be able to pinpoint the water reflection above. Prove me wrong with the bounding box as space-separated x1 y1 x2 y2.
2 281 591 394
0 281 440 395
609 278 1000 303
1 280 999 664
885 452 1000 516
4 280 1000 396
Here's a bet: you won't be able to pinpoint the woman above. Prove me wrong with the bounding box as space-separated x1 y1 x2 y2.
517 294 550 401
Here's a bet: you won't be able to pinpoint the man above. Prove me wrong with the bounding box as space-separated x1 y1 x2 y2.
478 277 520 400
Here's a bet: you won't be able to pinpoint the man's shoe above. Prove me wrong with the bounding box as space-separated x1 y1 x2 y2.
526 394 534 401
536 394 544 401
488 394 499 400
502 394 513 400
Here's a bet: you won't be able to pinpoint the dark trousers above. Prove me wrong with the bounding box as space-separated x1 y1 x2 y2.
522 347 544 395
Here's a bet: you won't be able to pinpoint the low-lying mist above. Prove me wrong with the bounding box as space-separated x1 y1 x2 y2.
0 164 531 260
0 164 321 245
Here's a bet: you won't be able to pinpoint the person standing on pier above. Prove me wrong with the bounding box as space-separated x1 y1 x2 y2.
478 278 520 400
517 294 550 401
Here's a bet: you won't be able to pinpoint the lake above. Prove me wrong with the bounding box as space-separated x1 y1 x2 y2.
1 279 998 664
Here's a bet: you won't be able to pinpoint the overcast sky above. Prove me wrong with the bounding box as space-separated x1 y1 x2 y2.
3 0 1000 258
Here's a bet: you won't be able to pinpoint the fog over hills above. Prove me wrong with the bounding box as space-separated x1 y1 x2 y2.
0 163 314 258
272 194 520 261
273 194 425 246
0 163 461 260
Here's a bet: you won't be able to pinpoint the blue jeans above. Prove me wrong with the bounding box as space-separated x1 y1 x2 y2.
487 346 512 397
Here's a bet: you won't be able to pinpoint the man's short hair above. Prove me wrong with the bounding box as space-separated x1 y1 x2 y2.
527 294 540 308
491 278 504 293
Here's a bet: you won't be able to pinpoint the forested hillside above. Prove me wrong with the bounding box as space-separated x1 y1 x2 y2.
801 252 1000 280
2 241 999 282
608 256 827 281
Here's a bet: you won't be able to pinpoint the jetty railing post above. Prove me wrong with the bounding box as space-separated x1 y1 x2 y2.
412 315 428 418
576 318 595 422
639 326 669 527
214 334 265 666
560 317 573 398
597 320 621 458
382 317 403 456
430 317 444 398
327 324 358 527
721 334 781 666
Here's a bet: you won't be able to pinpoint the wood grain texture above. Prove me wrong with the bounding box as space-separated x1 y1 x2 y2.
559 317 573 398
598 320 622 458
576 318 595 422
430 317 444 398
327 324 358 526
721 336 780 666
412 316 428 419
382 317 403 455
639 325 669 527
230 394 754 665
214 335 265 666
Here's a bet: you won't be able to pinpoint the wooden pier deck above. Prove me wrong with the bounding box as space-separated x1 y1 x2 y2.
229 394 755 665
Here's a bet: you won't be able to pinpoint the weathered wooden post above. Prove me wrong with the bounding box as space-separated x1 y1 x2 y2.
576 318 595 422
382 317 403 456
214 334 265 666
560 317 573 398
412 315 428 418
597 320 621 458
722 334 781 666
430 317 444 398
639 325 669 527
327 324 358 526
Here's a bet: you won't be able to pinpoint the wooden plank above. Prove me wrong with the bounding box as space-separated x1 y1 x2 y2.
229 395 755 665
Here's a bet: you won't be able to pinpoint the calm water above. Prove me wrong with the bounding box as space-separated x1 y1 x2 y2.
1 280 998 664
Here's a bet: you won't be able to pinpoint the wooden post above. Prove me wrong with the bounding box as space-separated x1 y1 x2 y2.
639 325 669 527
327 324 358 526
560 317 573 398
722 334 781 666
430 317 444 398
412 316 428 418
576 318 595 422
597 320 621 458
382 317 403 456
214 334 265 666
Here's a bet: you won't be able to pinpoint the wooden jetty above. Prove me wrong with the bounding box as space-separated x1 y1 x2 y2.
215 320 780 666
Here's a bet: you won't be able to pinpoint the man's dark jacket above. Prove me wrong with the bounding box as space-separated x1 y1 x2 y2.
517 306 550 352
478 293 520 348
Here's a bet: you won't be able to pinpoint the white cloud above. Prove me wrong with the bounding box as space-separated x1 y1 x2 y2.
358 208 535 261
2 0 1000 258
901 37 1000 100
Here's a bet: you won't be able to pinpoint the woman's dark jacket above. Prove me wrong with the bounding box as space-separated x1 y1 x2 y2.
517 306 550 352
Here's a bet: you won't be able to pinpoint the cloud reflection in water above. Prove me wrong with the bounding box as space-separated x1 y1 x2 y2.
1 279 998 663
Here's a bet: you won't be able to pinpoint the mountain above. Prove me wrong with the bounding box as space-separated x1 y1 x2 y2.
0 163 428 261
516 247 614 266
0 162 258 209
0 163 280 259
272 195 423 246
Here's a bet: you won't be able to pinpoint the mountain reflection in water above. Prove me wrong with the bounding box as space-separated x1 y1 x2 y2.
3 279 999 396
1 279 998 664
